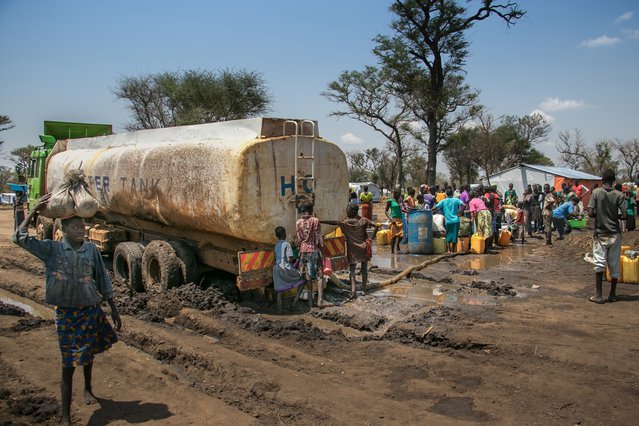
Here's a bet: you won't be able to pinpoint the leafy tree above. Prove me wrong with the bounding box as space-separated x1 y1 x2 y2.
405 155 428 187
443 126 479 185
347 151 369 182
0 115 14 151
114 69 271 131
498 113 552 167
374 0 524 185
10 145 37 178
471 111 507 185
323 66 411 186
0 165 12 191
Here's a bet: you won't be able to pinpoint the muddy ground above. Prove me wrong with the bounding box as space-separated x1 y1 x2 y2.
1 206 638 425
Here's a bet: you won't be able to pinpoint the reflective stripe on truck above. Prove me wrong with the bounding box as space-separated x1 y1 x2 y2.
236 249 275 291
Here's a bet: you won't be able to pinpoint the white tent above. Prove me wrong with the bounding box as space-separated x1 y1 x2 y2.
1 193 16 205
349 182 382 202
481 163 601 201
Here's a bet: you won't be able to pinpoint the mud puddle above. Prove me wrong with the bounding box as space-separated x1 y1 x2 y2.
0 288 54 320
454 243 538 270
371 282 440 306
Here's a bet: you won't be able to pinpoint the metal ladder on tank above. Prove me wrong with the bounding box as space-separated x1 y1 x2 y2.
283 120 316 222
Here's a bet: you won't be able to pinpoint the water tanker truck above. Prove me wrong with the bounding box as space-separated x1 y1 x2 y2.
27 118 349 293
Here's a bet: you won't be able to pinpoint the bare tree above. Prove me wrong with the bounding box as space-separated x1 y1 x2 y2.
556 130 618 175
615 138 639 181
323 66 412 186
556 129 589 170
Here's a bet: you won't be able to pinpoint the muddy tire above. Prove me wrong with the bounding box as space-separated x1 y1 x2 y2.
168 241 199 285
35 216 54 240
141 240 181 293
113 242 145 292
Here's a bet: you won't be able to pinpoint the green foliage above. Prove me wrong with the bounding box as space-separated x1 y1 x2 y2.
443 127 479 184
10 145 37 177
0 115 14 151
373 0 524 185
114 69 271 130
0 165 12 192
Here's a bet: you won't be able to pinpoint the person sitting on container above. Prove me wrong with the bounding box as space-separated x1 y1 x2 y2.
359 185 373 220
321 204 379 299
433 187 463 254
552 196 580 240
385 189 405 254
295 201 323 307
273 226 305 313
468 191 493 250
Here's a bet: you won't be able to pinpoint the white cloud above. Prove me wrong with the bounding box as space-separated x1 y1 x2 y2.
623 29 639 40
580 35 621 48
529 109 555 124
615 11 634 23
539 97 585 112
340 132 364 145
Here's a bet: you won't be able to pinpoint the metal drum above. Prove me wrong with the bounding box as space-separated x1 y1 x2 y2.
407 209 433 254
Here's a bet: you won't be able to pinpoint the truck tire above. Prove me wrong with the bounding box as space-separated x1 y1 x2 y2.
36 216 54 240
168 241 199 285
142 240 181 293
113 242 145 292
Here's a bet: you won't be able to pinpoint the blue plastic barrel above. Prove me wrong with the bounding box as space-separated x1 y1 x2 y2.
407 209 433 254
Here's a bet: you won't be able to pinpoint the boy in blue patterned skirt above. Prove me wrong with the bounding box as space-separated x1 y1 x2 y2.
14 200 122 426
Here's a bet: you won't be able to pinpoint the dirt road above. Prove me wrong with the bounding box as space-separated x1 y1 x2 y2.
1 206 638 425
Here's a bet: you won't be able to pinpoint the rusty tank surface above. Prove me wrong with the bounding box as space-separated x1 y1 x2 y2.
46 118 348 267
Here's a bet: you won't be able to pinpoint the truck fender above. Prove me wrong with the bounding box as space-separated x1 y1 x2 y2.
168 241 199 285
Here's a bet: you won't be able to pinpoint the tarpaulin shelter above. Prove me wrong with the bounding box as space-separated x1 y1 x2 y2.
481 164 601 207
349 182 382 202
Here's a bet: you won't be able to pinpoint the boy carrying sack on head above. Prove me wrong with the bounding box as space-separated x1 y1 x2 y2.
13 197 121 426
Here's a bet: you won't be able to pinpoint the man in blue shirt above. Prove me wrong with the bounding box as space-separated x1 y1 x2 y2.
434 187 463 254
552 196 580 240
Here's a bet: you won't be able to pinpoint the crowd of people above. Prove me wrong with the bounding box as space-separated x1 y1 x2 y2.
378 179 616 254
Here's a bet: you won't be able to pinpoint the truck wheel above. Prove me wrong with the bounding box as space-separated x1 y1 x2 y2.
168 241 199 285
36 216 54 240
113 242 145 292
141 240 181 293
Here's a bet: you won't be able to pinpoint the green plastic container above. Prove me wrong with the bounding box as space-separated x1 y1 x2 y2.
568 218 587 229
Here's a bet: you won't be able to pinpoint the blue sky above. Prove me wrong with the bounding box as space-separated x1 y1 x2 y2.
1 0 638 172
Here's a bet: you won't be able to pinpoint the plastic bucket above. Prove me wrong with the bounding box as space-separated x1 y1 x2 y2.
407 209 433 254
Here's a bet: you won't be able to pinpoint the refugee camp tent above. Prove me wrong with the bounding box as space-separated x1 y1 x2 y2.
349 182 382 202
1 193 16 205
482 164 601 207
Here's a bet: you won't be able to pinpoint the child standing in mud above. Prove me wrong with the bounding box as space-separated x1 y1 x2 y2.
13 201 121 426
295 201 323 307
321 204 379 299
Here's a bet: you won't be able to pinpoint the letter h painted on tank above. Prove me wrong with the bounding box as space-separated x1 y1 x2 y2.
281 175 295 196
281 175 314 196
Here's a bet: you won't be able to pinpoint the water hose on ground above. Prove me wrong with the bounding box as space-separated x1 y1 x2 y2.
326 251 469 291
